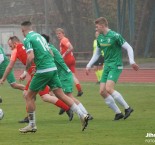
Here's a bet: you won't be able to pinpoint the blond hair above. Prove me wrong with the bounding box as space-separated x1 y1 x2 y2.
55 28 65 34
95 17 108 27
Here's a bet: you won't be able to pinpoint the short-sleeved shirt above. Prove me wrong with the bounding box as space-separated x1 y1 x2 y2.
97 30 126 66
49 43 73 93
59 37 75 65
23 31 57 73
10 43 35 75
49 44 71 81
0 46 16 84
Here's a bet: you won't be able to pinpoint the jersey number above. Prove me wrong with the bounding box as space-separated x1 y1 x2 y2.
36 36 49 51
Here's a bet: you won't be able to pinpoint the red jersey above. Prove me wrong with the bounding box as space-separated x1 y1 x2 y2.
59 37 75 65
10 43 35 75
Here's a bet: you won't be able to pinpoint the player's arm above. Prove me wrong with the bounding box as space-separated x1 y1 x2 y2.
86 46 101 75
62 42 73 58
122 42 139 71
25 50 34 71
20 50 34 81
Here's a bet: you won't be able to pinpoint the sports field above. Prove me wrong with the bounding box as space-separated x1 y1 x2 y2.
0 82 154 145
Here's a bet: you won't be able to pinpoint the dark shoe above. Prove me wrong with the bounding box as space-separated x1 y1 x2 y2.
18 116 29 123
114 113 124 121
124 107 134 120
66 109 74 121
77 91 83 97
87 114 94 120
59 108 65 115
0 97 2 103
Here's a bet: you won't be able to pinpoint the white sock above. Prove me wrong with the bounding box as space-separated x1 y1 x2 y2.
111 91 129 109
105 95 121 114
28 111 36 127
78 103 88 114
70 103 85 118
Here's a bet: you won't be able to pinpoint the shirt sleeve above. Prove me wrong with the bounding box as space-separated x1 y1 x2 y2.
122 42 135 65
86 46 101 68
24 39 33 53
10 49 17 62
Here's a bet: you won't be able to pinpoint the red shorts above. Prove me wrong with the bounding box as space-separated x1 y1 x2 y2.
64 57 76 73
25 76 50 96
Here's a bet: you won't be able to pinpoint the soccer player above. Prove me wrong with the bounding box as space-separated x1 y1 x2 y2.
93 31 104 84
19 21 89 133
0 36 73 123
86 17 139 120
42 34 93 120
55 28 83 97
0 45 25 91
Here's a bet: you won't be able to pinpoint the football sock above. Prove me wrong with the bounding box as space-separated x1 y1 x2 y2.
78 103 88 114
70 103 85 118
105 95 121 114
28 111 36 127
76 84 82 92
55 100 70 111
111 90 129 109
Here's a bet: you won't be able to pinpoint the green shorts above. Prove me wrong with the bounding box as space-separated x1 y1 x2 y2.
29 70 62 92
0 68 16 84
60 72 73 93
100 64 122 83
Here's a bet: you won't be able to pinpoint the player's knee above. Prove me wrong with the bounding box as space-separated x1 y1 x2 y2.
99 89 105 97
10 83 17 89
105 86 113 94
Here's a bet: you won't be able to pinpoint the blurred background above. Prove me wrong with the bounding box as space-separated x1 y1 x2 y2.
0 0 154 68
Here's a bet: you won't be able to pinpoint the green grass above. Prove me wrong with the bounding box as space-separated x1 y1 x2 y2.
0 82 155 145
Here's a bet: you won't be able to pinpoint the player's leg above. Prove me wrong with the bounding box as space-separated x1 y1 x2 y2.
106 67 133 120
100 66 124 120
66 92 93 120
18 78 32 123
100 82 124 120
70 63 83 97
53 88 89 131
39 86 73 121
19 89 38 133
19 73 44 133
6 69 25 90
49 71 89 131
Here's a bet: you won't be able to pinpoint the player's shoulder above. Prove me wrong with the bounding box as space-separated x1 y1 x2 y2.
110 30 121 37
61 37 69 44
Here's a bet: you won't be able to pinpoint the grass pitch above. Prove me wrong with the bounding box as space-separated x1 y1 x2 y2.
0 82 154 145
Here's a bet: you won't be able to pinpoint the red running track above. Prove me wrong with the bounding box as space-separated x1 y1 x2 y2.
14 68 155 83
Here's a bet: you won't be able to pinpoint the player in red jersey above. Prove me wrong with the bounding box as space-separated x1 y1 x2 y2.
0 36 73 123
55 28 83 97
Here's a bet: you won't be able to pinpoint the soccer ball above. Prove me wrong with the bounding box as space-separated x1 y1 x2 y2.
0 108 4 120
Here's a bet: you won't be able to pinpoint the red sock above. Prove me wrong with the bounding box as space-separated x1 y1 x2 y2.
55 100 70 111
76 84 82 92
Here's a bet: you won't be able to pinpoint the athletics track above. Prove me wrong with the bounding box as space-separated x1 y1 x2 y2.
14 68 155 83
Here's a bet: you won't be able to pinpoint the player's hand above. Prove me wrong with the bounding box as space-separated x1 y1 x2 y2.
19 71 27 81
86 67 91 75
131 63 139 71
